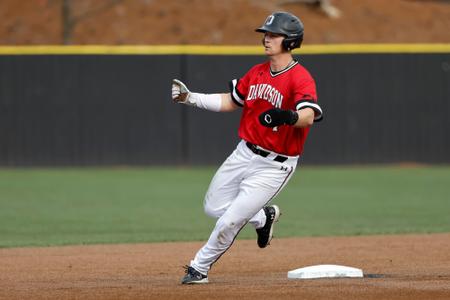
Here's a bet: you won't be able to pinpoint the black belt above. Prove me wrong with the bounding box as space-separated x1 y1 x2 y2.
246 142 288 163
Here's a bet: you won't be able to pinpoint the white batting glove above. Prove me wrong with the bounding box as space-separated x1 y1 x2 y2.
171 79 222 112
172 79 195 106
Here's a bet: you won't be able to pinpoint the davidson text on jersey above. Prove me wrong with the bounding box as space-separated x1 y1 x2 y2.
247 84 283 108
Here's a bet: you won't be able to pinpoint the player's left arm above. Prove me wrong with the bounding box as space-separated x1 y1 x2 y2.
259 97 323 128
259 77 322 128
258 107 316 128
293 108 315 128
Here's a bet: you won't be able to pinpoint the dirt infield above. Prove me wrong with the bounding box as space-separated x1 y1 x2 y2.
1 233 449 300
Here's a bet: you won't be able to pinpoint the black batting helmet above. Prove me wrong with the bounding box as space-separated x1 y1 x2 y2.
256 12 304 51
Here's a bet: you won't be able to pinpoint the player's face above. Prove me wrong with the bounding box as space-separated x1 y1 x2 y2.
263 32 285 56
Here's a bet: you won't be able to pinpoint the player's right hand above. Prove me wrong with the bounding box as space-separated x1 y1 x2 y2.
172 79 191 103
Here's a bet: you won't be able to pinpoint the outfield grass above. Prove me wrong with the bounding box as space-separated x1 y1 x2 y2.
0 166 449 248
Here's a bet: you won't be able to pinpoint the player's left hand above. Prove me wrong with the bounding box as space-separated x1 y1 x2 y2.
259 108 299 127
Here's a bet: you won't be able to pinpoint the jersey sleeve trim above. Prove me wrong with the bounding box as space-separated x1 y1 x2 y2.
228 79 244 107
295 100 323 122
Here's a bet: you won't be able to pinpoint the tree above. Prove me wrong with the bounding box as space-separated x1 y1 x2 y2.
61 0 122 44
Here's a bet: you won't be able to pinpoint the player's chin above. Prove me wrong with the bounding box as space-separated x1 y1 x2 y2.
264 48 274 56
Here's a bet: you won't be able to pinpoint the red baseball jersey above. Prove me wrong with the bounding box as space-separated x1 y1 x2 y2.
229 60 322 156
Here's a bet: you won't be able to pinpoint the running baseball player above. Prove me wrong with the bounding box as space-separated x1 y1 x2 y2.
171 11 323 284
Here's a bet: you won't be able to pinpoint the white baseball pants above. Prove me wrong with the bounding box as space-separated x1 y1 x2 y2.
190 140 298 275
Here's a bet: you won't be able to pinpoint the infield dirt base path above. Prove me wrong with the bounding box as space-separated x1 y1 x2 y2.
1 233 449 300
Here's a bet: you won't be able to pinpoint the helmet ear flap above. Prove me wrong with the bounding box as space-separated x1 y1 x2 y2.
282 36 303 51
282 38 293 51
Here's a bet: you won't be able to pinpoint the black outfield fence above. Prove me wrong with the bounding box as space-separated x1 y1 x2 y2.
0 45 449 166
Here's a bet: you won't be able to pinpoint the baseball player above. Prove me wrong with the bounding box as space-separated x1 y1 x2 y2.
172 11 323 284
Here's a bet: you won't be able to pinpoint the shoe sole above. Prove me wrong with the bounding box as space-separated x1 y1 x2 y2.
268 205 281 245
182 277 209 284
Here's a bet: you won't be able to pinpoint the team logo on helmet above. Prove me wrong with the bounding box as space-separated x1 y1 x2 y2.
265 15 275 26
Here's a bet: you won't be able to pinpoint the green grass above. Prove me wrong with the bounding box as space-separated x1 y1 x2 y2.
0 166 449 248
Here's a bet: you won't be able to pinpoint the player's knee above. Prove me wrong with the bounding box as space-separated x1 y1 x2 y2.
204 200 220 218
204 204 218 218
204 194 222 218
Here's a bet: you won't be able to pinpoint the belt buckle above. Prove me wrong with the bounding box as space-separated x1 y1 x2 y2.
251 144 268 157
247 142 257 153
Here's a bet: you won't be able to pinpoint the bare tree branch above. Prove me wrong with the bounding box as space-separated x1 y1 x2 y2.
61 0 123 45
62 0 73 45
71 0 122 24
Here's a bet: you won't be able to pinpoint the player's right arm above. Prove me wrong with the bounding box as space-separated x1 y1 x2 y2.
219 93 240 112
171 79 239 112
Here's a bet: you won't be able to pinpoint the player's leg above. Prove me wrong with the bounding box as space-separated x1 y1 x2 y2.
247 156 296 228
246 156 297 248
189 156 296 276
203 141 252 218
182 142 253 284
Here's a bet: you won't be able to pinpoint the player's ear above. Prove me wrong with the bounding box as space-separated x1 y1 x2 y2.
261 38 265 46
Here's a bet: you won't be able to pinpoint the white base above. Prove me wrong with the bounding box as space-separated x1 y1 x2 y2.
288 264 363 279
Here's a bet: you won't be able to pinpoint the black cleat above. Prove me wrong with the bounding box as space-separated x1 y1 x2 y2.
256 205 281 248
181 265 209 284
